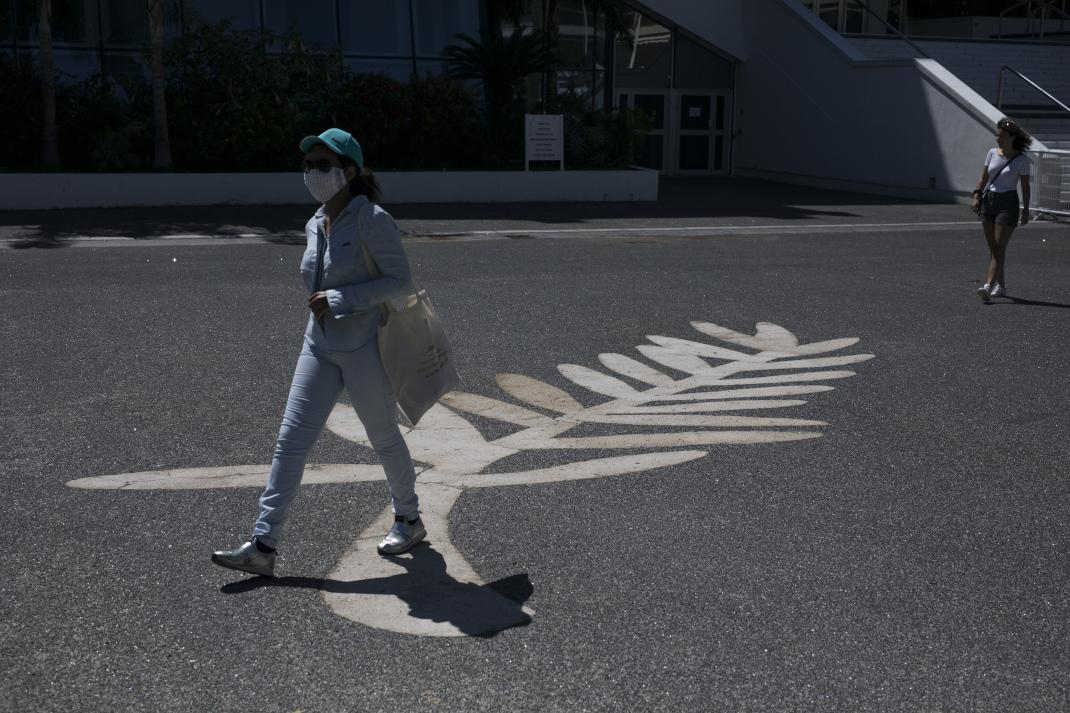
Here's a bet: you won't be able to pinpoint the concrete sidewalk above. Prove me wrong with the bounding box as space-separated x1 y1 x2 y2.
0 177 986 248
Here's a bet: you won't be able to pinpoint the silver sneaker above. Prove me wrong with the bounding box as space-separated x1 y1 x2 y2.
377 517 426 556
977 283 991 301
211 540 275 577
990 283 1006 298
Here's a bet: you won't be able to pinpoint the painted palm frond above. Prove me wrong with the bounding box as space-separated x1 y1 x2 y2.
436 320 874 459
66 317 875 638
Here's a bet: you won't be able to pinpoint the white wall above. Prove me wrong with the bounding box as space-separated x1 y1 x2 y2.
635 0 747 60
0 169 659 210
732 0 1022 200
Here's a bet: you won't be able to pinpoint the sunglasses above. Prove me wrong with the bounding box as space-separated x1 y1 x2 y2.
996 119 1019 131
302 159 339 173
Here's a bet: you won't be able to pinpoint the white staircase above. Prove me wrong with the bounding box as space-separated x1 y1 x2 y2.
850 36 1070 216
849 37 1070 140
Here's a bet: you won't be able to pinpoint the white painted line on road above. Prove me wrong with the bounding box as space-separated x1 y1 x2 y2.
441 220 982 236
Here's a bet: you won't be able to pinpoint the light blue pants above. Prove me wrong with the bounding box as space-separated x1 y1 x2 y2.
253 340 418 548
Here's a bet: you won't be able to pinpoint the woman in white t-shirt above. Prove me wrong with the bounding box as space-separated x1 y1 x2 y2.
971 118 1032 301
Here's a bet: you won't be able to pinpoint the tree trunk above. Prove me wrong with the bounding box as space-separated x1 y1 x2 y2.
148 0 173 170
542 0 559 110
38 0 59 169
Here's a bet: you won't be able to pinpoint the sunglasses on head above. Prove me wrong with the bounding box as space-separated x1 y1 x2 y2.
997 119 1019 131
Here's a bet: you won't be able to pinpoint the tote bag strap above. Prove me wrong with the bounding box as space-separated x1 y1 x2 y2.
359 214 392 325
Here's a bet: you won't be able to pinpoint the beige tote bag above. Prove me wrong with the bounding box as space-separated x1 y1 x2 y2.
362 243 459 426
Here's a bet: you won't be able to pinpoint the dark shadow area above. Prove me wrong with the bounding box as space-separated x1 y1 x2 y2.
0 177 949 249
388 177 911 224
9 225 68 249
2 205 309 249
1000 296 1070 309
219 543 533 638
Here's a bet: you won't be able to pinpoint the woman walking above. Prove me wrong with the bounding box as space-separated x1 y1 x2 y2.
973 118 1032 301
212 128 424 577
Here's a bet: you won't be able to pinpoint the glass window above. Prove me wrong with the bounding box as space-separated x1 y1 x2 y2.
263 0 336 48
679 135 709 171
14 0 35 41
414 58 446 79
347 56 412 82
182 0 260 32
15 0 100 44
614 11 670 89
591 68 604 109
103 51 148 82
27 48 102 83
554 0 595 70
634 133 662 170
633 93 664 130
412 0 479 57
555 69 593 101
341 0 410 55
673 34 733 90
101 0 149 46
815 0 841 30
679 94 710 131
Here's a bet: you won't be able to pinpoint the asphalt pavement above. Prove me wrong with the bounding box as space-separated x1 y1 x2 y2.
1 179 1068 712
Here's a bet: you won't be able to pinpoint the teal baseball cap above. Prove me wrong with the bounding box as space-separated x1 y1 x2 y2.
299 128 364 168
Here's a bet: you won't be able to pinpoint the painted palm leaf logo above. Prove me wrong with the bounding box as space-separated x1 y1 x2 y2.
69 320 873 637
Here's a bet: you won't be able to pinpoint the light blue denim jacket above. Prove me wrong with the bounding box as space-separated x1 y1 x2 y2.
301 194 413 352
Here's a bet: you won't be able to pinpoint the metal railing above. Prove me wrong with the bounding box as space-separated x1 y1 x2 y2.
846 0 931 58
994 65 1070 220
998 0 1070 40
996 65 1070 114
1030 149 1070 219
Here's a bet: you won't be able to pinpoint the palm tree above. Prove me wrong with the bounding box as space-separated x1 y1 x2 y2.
148 0 173 170
444 28 554 164
37 0 59 169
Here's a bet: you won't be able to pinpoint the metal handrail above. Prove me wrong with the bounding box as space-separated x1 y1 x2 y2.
998 0 1070 39
845 0 931 58
843 0 928 57
996 65 1070 115
999 0 1035 38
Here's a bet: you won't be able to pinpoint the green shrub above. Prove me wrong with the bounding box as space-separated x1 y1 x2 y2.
397 75 482 169
553 92 651 169
58 73 152 171
164 22 297 170
326 72 410 169
9 20 645 172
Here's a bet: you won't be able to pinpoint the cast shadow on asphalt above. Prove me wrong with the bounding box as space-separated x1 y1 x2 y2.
1 178 906 248
218 543 533 638
990 296 1070 309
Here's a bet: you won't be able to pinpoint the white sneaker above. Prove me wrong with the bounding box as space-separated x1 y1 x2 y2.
990 283 1005 298
976 283 991 300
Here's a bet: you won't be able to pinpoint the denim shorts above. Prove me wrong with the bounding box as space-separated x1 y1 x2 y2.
979 190 1020 226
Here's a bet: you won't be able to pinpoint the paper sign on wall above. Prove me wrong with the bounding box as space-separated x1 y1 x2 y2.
525 114 564 169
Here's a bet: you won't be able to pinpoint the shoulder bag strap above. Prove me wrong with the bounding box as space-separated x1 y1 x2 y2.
980 153 1021 198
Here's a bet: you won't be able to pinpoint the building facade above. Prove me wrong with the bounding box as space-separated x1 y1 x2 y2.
4 0 1068 204
3 0 736 176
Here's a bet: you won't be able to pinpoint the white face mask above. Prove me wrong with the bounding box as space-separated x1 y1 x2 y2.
304 166 348 203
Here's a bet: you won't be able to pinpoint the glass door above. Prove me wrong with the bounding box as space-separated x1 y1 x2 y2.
673 90 729 175
618 90 668 171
